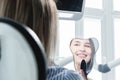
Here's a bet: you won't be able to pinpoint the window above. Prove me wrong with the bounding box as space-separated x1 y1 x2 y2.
113 0 120 11
85 0 103 9
57 20 75 60
114 18 120 80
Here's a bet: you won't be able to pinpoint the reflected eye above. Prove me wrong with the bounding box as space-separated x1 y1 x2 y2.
85 45 91 48
74 43 80 46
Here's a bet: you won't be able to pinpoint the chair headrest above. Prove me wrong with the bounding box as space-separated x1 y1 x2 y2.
0 17 46 80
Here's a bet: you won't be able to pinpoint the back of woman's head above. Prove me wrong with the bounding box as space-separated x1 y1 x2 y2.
0 0 57 65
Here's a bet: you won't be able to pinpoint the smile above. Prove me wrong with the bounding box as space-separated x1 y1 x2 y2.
76 53 87 59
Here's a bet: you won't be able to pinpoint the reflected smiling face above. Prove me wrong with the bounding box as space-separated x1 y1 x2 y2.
70 38 92 64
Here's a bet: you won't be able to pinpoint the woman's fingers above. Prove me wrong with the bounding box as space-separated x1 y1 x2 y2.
79 69 88 80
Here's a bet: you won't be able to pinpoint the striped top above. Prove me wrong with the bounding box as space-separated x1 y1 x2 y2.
47 65 82 80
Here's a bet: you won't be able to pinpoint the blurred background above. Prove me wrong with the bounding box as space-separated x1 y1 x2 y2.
55 0 120 80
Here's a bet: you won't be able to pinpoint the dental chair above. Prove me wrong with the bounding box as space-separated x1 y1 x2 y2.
0 18 46 80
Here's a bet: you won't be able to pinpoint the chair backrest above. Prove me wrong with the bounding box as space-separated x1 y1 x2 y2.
0 18 46 80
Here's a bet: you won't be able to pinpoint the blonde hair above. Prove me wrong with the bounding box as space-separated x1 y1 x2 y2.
0 0 57 65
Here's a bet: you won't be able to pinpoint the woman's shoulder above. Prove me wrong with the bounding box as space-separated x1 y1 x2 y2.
47 65 82 80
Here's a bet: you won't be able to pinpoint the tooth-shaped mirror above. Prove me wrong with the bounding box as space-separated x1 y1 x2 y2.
69 37 99 74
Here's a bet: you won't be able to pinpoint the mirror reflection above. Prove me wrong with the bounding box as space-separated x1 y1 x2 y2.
70 38 99 79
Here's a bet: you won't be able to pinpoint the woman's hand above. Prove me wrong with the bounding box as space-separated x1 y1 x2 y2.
79 69 88 80
79 69 93 80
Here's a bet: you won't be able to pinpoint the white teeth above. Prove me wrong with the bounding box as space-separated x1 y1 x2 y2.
77 54 87 58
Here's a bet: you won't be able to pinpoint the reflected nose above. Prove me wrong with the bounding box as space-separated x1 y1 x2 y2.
79 45 85 52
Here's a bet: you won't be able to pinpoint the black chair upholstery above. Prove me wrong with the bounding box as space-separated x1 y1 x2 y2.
0 17 46 80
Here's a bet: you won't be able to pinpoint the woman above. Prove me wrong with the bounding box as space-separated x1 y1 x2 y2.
0 0 83 80
70 38 99 80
